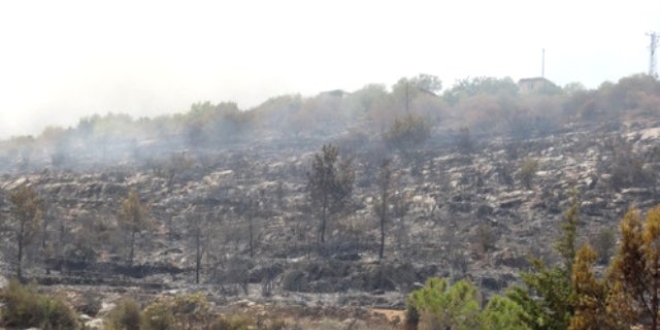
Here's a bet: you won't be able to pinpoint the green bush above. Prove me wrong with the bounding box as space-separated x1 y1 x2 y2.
209 314 255 330
141 293 212 330
0 278 80 330
474 224 496 254
141 300 175 330
384 113 431 154
104 297 141 330
591 228 616 265
408 278 481 330
518 158 538 189
407 277 529 330
41 297 81 330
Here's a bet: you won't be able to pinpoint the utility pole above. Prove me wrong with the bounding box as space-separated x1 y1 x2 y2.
541 48 545 78
405 81 410 113
647 32 659 77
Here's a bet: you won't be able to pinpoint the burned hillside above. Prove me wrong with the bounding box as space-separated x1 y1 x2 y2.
0 74 660 311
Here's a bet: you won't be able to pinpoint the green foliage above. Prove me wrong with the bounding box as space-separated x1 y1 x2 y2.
118 189 150 268
443 76 519 105
141 293 212 330
384 113 431 154
392 74 443 99
508 260 572 330
408 278 529 330
408 278 481 330
556 197 580 276
104 298 141 330
474 224 496 254
480 295 531 330
567 244 616 330
508 197 580 330
209 314 256 330
0 278 80 330
591 228 616 265
404 304 420 329
608 206 660 330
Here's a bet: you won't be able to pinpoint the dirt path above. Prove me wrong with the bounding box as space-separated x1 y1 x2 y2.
370 308 406 323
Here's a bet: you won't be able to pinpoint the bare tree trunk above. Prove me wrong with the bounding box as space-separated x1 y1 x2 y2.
379 216 385 261
249 215 254 258
195 228 201 284
128 231 136 269
17 219 26 280
653 272 659 330
17 236 23 280
320 196 328 244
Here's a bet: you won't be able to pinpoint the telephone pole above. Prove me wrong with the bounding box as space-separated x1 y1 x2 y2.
541 48 545 78
648 32 659 77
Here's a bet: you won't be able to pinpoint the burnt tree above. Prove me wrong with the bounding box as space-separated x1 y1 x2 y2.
307 144 354 244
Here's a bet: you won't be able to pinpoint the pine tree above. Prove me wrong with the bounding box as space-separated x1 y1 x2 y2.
408 278 481 330
608 206 660 330
307 144 354 243
118 189 150 269
6 185 43 280
480 295 531 330
568 244 618 330
508 196 580 330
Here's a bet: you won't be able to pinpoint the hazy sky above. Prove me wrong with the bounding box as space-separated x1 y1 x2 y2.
0 0 658 138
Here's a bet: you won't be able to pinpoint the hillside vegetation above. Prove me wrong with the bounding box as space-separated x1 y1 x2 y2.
1 74 660 329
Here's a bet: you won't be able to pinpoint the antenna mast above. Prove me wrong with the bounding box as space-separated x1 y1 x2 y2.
541 48 545 78
648 32 659 77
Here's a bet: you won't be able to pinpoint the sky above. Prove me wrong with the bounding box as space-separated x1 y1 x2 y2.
0 0 658 138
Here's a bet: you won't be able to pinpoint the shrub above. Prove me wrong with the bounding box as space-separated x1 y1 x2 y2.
404 304 420 330
0 278 80 330
474 224 496 254
104 298 141 330
141 299 175 330
519 158 538 189
591 228 616 265
457 127 474 154
209 314 255 330
141 293 212 330
408 278 481 330
384 113 431 154
41 296 81 330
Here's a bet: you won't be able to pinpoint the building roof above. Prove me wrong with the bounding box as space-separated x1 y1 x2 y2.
518 77 553 84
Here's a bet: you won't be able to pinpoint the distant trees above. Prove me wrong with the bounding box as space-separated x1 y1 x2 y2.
5 186 43 280
384 113 431 155
443 76 519 106
307 144 354 244
391 74 442 107
164 152 192 192
118 189 150 269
